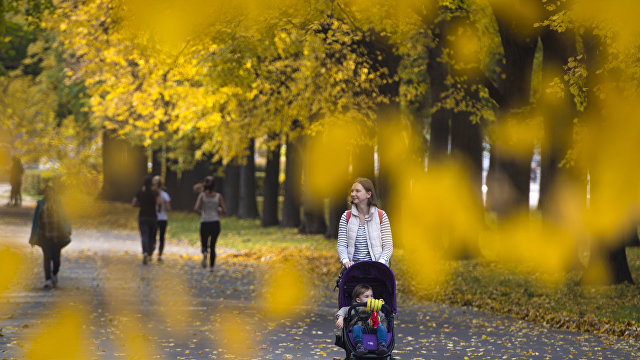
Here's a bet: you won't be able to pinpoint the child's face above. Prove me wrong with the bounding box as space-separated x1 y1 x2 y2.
355 289 373 303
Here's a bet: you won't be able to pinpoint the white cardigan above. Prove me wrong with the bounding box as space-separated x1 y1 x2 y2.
337 205 393 265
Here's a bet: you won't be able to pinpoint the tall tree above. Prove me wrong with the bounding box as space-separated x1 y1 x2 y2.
485 0 541 217
261 141 281 226
237 139 259 219
100 131 146 202
281 137 302 228
223 163 240 216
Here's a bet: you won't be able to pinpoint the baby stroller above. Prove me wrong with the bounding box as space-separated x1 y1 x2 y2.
334 261 396 359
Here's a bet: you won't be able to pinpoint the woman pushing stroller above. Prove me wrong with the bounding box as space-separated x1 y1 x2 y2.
337 177 393 268
334 178 395 359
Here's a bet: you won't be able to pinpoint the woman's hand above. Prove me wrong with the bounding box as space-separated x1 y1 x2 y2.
344 261 354 269
336 316 344 329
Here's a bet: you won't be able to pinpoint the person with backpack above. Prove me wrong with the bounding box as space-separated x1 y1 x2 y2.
337 177 393 269
193 176 227 271
132 175 161 265
29 182 71 289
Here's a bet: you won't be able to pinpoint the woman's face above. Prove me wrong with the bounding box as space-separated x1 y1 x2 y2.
350 182 371 206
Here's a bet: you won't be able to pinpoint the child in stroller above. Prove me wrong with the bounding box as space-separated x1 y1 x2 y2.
334 261 396 359
336 284 388 355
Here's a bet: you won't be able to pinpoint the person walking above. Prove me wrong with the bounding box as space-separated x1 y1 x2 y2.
132 175 161 265
29 182 71 288
337 177 393 269
152 175 171 262
9 156 24 207
193 176 227 271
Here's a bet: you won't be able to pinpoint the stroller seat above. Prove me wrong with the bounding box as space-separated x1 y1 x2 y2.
334 261 397 359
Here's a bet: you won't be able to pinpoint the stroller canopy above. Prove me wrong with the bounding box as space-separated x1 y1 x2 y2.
337 261 397 314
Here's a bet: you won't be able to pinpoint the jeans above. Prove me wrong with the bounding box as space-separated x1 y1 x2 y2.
352 324 387 346
154 220 167 256
41 240 62 281
200 221 221 267
139 218 157 256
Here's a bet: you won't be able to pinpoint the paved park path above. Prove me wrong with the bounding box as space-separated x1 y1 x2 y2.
1 183 639 359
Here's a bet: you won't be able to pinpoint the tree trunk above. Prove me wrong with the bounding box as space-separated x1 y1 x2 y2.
580 30 634 285
299 202 327 234
426 10 451 166
297 134 327 235
351 144 375 181
223 163 240 217
100 131 147 202
161 155 218 211
609 245 635 284
281 137 301 228
237 139 259 219
485 6 539 217
326 150 351 238
366 29 402 210
326 197 348 239
538 29 578 213
451 110 483 199
261 143 281 226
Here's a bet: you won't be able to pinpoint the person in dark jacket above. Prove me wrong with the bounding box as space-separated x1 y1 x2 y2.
9 156 24 207
132 175 161 265
29 183 71 289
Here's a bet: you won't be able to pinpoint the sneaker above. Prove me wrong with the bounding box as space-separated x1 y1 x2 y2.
157 256 163 263
209 266 214 272
355 343 367 356
43 279 53 289
376 343 387 355
143 254 149 265
51 274 58 287
201 254 207 268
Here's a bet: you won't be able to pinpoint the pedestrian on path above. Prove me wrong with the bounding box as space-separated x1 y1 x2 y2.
337 177 393 269
29 182 71 289
193 176 227 271
152 175 171 262
132 175 161 265
9 156 24 207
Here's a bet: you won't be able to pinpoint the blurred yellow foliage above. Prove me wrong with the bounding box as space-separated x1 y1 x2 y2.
0 246 25 295
307 120 357 199
260 261 307 318
393 162 484 289
214 312 257 357
490 115 544 160
571 0 640 48
490 212 577 279
23 306 90 360
118 315 155 359
488 0 543 36
153 270 192 337
577 89 640 240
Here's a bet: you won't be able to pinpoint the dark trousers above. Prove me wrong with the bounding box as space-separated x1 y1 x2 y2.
200 221 221 267
10 181 21 206
41 240 62 281
139 218 157 256
154 220 168 256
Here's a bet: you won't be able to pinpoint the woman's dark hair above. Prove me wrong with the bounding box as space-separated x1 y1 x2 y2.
351 177 378 207
203 176 215 192
143 175 153 191
352 284 373 302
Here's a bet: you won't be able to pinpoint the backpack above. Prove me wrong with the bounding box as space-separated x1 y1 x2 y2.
345 209 383 223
